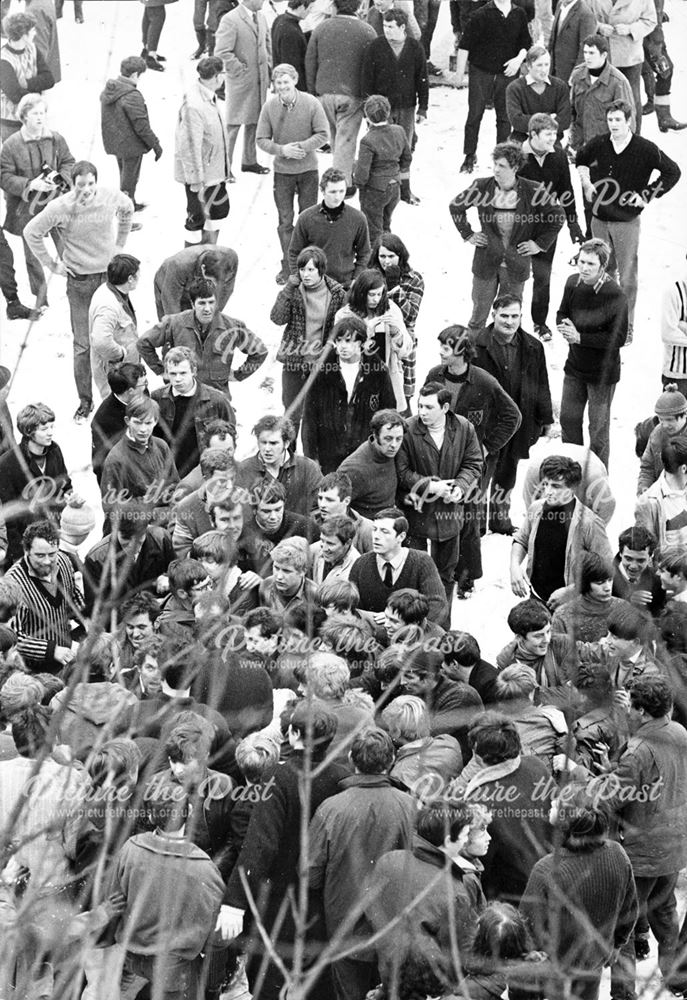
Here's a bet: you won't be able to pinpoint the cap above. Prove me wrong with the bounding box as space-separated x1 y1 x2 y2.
655 384 687 417
60 502 96 544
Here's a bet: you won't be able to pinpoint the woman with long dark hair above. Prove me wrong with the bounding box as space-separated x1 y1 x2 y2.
370 233 425 413
334 267 411 409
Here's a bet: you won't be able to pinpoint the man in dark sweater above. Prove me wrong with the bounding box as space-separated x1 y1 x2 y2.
304 0 377 189
91 361 147 484
576 99 681 338
271 0 310 90
338 408 405 519
349 507 448 625
288 167 371 288
361 9 428 152
453 0 532 172
505 45 570 144
518 113 584 340
557 238 628 470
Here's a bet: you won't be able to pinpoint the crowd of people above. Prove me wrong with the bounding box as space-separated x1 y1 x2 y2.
1 0 687 999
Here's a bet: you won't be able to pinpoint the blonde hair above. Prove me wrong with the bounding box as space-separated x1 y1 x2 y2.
381 695 430 742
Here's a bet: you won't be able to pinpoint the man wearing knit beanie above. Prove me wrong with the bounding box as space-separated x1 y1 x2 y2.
637 384 687 495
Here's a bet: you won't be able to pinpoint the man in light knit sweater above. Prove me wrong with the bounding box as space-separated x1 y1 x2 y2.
305 0 376 191
256 63 329 285
23 159 134 423
660 255 687 395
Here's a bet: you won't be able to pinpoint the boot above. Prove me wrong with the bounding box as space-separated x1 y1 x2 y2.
191 27 206 59
206 29 215 55
656 100 687 132
642 100 655 115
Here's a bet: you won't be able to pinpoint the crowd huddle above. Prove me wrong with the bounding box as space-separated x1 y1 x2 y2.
1 0 687 999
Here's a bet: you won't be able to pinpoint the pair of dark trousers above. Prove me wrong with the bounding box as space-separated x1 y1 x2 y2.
421 0 441 58
408 533 461 623
274 170 319 272
282 362 315 445
55 0 84 16
531 236 557 327
194 0 219 31
0 227 18 302
560 374 616 471
464 66 510 156
468 264 525 331
456 452 498 582
359 181 400 249
619 64 643 135
141 6 166 50
116 155 143 203
611 872 680 1000
489 447 520 526
66 271 106 407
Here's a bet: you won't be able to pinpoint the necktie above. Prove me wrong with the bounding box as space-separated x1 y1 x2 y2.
383 562 393 587
252 11 258 27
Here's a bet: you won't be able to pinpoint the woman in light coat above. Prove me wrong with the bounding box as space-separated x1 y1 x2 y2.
335 268 412 409
174 57 231 245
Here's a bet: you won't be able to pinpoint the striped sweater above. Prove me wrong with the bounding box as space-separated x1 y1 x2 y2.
661 271 687 380
5 553 84 672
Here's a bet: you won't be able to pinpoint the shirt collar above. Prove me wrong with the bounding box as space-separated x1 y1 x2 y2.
279 90 298 110
576 272 609 294
376 547 407 572
526 73 550 86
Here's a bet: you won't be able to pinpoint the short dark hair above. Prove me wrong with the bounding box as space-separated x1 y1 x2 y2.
203 418 236 447
657 546 687 578
630 676 672 718
442 630 481 667
125 394 160 422
618 525 656 554
320 471 352 501
333 0 359 12
190 530 238 566
416 803 472 847
253 414 295 444
254 479 287 506
244 607 283 637
297 245 327 275
121 590 160 623
437 325 476 361
167 558 208 594
197 55 223 79
528 112 558 135
120 55 147 77
469 711 521 764
606 99 633 121
607 603 651 643
583 33 609 54
580 551 613 594
507 599 551 637
316 578 360 612
492 141 524 171
493 293 522 312
23 520 60 552
72 160 98 182
386 588 429 625
107 361 145 395
370 408 405 437
382 8 408 26
418 381 452 408
350 727 395 773
540 455 582 487
107 254 140 285
662 439 687 474
199 447 235 479
374 507 408 536
188 276 217 303
3 12 37 40
320 515 356 546
320 167 347 190
330 315 367 344
288 699 338 748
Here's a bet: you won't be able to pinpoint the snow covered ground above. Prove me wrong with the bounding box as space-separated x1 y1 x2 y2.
2 0 687 666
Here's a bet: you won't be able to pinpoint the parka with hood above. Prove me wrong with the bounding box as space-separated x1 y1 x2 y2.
100 75 161 159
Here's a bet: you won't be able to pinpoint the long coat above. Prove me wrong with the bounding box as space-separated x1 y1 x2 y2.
396 411 483 541
548 0 598 83
473 324 553 461
214 3 270 125
174 80 230 187
588 0 656 66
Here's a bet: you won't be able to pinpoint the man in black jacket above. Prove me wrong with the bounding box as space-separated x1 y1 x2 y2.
518 113 585 341
424 325 521 594
271 0 310 90
302 316 396 473
91 361 147 484
100 55 162 207
473 293 554 534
